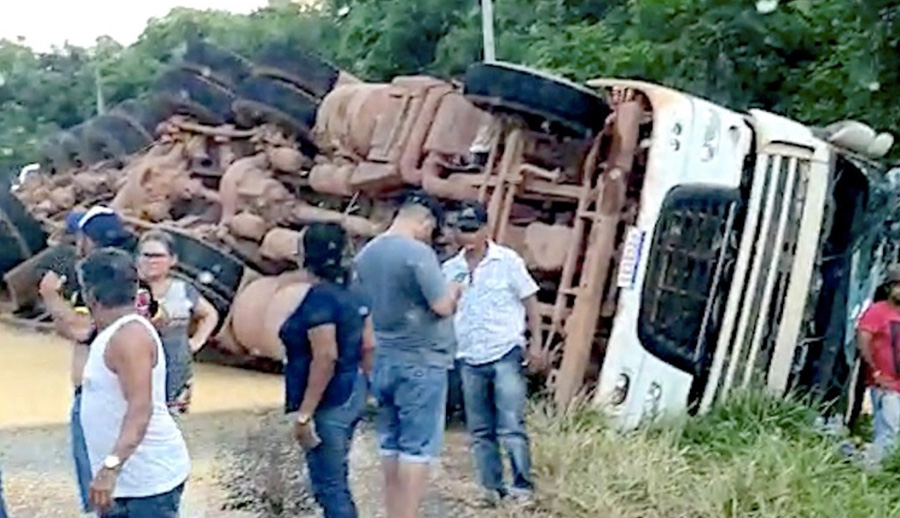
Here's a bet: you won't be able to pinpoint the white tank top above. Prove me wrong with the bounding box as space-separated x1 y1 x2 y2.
80 314 191 498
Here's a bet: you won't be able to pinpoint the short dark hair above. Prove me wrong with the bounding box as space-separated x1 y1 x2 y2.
138 229 176 255
303 222 348 284
77 248 139 309
399 190 444 227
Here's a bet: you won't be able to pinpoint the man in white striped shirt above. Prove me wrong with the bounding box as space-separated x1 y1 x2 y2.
441 201 547 507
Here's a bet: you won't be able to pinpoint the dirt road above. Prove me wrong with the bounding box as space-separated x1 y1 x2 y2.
0 325 494 518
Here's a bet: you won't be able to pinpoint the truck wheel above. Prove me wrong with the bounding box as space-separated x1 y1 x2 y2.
253 42 341 100
80 114 151 163
109 97 173 137
182 39 253 90
154 68 237 125
233 75 319 142
58 129 88 169
163 228 247 326
93 114 153 153
81 129 126 164
37 135 70 174
463 61 610 135
0 186 48 277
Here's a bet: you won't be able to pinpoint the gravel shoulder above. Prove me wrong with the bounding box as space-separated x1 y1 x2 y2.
1 409 495 518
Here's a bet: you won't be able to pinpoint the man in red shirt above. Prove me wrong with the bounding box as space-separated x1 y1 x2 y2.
857 267 900 465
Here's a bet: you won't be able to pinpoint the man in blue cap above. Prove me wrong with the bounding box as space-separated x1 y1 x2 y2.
39 206 159 515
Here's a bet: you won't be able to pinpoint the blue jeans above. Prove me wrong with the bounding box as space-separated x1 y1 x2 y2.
101 483 185 518
306 373 366 518
0 464 8 518
460 347 533 494
372 359 448 463
870 387 900 464
71 388 94 513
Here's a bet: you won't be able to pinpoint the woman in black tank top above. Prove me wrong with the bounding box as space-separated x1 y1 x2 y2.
279 223 373 518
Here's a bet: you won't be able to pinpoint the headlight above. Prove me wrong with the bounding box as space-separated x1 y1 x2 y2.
610 373 630 406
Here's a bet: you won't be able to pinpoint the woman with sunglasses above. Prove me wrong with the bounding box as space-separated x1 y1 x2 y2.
137 230 220 415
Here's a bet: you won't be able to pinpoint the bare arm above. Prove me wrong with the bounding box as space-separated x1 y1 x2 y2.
41 288 93 343
361 315 375 374
298 324 338 417
189 295 220 353
412 251 460 318
429 284 461 318
105 322 156 464
524 294 542 351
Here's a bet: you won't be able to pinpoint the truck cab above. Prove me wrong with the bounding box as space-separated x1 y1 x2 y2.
587 79 894 428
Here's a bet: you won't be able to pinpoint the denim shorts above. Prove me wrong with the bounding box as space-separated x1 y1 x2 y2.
371 360 448 463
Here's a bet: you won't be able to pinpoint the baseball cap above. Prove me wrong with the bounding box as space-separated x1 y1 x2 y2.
453 201 488 232
65 206 129 247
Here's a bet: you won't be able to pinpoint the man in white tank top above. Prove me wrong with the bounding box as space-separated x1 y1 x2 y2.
76 248 190 517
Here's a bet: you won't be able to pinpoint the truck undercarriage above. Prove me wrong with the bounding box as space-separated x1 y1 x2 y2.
0 40 894 418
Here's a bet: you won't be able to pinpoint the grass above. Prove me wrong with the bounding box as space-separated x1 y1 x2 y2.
525 392 900 518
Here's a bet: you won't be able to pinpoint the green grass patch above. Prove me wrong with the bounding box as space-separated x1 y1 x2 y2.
524 392 900 518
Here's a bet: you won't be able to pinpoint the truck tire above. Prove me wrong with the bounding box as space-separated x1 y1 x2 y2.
463 61 610 135
0 186 48 277
163 228 247 327
182 39 253 90
57 130 86 170
109 97 173 137
253 42 341 100
37 135 69 174
81 127 127 164
82 114 152 162
154 68 237 125
232 75 318 141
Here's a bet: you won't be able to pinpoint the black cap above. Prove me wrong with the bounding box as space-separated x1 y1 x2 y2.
454 201 488 232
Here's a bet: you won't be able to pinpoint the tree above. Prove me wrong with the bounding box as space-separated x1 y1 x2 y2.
3 0 900 175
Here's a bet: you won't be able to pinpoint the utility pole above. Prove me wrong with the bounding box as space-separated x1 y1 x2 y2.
95 63 105 115
481 0 496 62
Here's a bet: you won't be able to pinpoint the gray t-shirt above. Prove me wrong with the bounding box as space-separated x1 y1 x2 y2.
159 279 199 402
354 234 454 368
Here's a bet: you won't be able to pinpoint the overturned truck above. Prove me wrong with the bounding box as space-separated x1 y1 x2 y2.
3 40 896 427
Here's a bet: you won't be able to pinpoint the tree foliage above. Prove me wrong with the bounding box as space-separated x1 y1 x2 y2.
2 0 900 174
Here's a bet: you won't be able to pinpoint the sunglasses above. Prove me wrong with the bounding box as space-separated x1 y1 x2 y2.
140 252 170 259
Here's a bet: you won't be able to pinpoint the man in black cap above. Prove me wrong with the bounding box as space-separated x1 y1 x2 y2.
441 200 545 507
38 206 160 515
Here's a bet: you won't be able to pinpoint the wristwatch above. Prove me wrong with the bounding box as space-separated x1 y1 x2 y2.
103 455 122 471
296 413 312 426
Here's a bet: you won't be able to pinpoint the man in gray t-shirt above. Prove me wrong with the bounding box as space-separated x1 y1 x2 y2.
354 192 461 518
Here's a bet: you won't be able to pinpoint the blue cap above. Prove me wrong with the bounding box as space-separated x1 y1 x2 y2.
65 211 86 235
65 206 129 247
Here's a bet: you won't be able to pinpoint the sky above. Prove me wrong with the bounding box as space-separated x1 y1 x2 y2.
0 1 271 51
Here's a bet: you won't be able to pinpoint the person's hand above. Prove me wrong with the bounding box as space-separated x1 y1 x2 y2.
449 281 465 301
293 415 322 450
523 341 549 374
39 271 65 299
89 467 118 513
189 336 206 354
874 370 894 389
